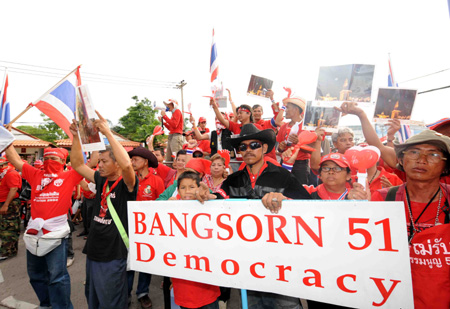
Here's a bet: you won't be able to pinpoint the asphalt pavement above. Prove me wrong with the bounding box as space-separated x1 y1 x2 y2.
0 224 242 309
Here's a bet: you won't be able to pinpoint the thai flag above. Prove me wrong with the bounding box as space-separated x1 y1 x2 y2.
32 66 82 139
210 29 219 82
0 72 10 125
426 118 450 130
387 54 398 87
397 124 412 144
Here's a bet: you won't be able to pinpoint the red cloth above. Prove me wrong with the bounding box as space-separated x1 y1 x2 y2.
22 164 83 220
171 277 220 308
137 169 165 201
162 109 183 134
277 123 311 160
246 161 268 189
81 179 96 199
371 189 448 230
368 167 403 194
150 164 176 189
0 169 21 202
303 184 348 200
228 121 262 134
197 139 211 154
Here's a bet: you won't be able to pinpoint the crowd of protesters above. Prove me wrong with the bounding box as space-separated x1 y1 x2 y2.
0 88 449 309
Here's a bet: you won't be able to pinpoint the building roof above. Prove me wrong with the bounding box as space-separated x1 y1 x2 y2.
55 131 140 148
11 127 53 147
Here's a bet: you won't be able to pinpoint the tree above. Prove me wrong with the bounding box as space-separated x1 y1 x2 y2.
17 113 68 143
113 96 161 142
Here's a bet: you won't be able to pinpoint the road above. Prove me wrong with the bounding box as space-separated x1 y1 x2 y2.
0 225 242 309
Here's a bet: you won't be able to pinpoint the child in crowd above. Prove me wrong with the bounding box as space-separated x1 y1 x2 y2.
171 171 220 309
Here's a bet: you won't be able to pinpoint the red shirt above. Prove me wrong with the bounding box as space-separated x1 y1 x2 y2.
171 278 220 308
163 109 183 134
228 121 263 134
197 139 211 154
277 123 311 161
150 164 177 188
22 164 83 220
372 188 448 233
368 167 403 195
137 169 165 201
0 169 21 202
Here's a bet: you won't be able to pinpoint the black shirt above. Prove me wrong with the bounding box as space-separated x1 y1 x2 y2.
83 171 138 261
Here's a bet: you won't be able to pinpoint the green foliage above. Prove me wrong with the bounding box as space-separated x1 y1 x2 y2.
17 113 68 143
113 96 161 142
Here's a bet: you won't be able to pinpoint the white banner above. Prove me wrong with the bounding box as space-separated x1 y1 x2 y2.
128 200 413 308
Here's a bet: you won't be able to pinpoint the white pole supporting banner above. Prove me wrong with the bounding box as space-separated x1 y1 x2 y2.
128 200 413 308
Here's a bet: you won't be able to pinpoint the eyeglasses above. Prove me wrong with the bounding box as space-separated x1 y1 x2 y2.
321 166 345 173
238 142 262 152
402 149 447 163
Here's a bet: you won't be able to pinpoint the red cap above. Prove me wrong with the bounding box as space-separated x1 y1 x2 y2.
198 117 207 123
320 153 350 168
185 158 211 176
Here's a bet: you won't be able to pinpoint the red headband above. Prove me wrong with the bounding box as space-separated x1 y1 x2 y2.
44 148 68 161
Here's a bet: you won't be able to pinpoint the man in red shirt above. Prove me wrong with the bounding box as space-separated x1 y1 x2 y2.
371 130 450 308
0 158 22 261
275 90 314 185
159 99 183 162
4 146 83 308
127 147 165 308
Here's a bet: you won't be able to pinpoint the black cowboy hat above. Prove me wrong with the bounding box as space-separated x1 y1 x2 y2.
128 147 158 168
228 124 276 154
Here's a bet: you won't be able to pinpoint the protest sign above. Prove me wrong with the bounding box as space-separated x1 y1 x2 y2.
0 126 15 153
304 101 341 133
373 88 418 124
247 75 273 98
315 64 375 104
128 200 413 308
75 84 105 152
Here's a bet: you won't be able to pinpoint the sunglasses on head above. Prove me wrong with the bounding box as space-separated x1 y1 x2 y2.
238 141 262 152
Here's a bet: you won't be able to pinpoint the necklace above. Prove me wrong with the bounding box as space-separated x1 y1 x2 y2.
368 170 379 185
405 185 442 244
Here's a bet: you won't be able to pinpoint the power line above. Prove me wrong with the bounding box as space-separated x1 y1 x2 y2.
418 85 450 95
0 65 177 89
399 68 450 83
0 60 179 87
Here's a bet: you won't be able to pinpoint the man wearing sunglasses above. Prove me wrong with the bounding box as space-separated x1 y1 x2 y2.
216 123 311 309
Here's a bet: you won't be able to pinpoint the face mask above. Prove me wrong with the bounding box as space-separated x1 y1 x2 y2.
44 160 64 174
216 121 225 130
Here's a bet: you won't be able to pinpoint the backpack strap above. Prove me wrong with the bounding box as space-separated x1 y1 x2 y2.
385 186 400 201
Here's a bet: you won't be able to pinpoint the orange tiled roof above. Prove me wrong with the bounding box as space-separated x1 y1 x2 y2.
55 139 140 148
13 140 52 147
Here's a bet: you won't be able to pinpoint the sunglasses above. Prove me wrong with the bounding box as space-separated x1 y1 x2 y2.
238 142 262 152
193 152 203 158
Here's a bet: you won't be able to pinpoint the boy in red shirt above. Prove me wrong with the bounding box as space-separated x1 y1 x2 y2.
171 171 220 309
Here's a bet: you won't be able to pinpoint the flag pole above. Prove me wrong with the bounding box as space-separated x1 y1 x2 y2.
7 65 81 127
32 65 81 105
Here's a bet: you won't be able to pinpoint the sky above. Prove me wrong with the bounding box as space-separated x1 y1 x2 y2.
1 0 449 134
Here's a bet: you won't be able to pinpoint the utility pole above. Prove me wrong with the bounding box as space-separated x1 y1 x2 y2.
175 80 187 130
